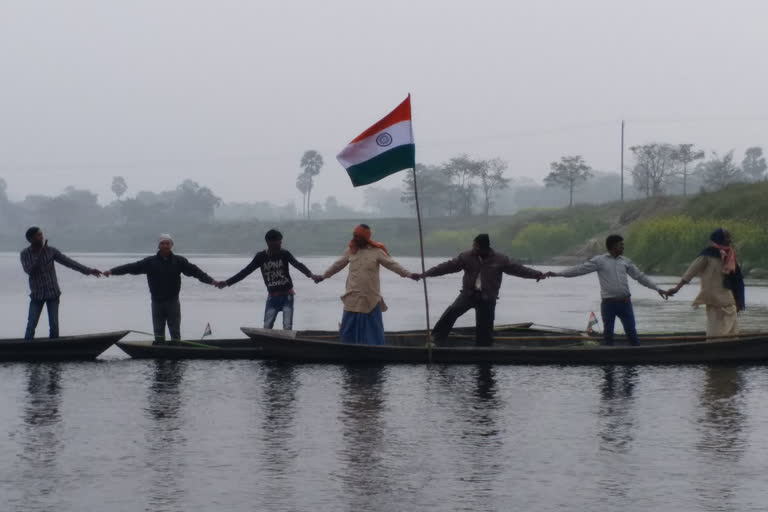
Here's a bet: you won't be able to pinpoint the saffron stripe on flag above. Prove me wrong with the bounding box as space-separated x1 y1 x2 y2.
349 97 412 144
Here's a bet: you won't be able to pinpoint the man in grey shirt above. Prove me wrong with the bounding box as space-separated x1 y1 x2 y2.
547 234 667 346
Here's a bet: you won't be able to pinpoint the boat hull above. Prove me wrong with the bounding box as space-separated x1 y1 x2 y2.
0 331 129 362
241 328 768 365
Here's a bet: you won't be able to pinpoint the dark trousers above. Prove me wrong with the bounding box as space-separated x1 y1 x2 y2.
601 299 639 346
151 298 181 342
25 297 60 340
433 293 496 346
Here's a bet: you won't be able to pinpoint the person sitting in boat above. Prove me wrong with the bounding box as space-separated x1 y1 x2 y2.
666 228 744 338
20 226 103 339
420 234 545 347
546 234 667 346
216 229 322 330
314 224 420 345
103 234 220 344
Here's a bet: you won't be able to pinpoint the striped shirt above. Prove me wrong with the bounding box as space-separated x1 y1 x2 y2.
20 246 94 300
556 253 659 299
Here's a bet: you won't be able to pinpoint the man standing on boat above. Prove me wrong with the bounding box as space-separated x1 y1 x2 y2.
20 226 103 339
216 229 321 330
420 234 545 347
103 234 219 344
666 228 744 337
314 224 420 345
546 234 667 346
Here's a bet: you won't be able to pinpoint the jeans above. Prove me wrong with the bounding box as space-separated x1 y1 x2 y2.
432 293 496 346
25 297 60 339
151 298 181 342
601 299 639 346
264 294 294 330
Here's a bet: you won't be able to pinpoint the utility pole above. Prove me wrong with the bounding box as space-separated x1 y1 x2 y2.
620 120 625 201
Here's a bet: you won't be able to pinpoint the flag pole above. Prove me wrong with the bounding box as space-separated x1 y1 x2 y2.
411 165 433 363
407 93 432 363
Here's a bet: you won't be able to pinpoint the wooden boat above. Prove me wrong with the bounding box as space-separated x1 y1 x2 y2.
0 331 130 362
116 338 264 360
240 327 768 365
115 323 574 360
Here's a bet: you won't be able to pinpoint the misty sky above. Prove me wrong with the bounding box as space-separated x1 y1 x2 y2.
2 0 766 208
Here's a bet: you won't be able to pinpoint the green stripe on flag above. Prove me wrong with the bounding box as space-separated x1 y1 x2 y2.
345 145 415 187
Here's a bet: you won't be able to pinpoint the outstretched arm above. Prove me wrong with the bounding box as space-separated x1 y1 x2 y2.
285 251 314 279
224 253 265 287
105 258 150 277
551 259 599 278
321 253 350 281
181 258 215 285
377 251 416 279
502 259 545 280
667 256 708 295
423 256 464 278
54 249 100 276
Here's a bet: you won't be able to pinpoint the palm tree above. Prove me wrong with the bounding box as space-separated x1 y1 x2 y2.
296 172 311 218
300 150 324 219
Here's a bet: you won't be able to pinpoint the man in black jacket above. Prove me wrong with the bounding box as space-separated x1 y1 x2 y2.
104 234 219 343
217 229 320 330
421 234 546 346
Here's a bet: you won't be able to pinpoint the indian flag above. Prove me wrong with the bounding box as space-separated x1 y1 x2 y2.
337 95 415 187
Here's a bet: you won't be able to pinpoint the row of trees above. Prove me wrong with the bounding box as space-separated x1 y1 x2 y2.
630 144 766 198
540 145 767 208
399 155 511 216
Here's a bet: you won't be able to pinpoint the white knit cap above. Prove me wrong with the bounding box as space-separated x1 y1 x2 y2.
158 233 174 244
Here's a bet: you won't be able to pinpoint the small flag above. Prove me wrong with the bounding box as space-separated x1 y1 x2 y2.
202 323 212 338
586 312 599 334
336 94 415 187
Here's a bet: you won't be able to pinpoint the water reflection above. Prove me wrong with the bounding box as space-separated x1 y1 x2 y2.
144 360 188 512
598 365 637 453
694 366 746 510
595 365 638 500
338 364 389 511
260 361 300 506
18 364 63 508
433 364 502 510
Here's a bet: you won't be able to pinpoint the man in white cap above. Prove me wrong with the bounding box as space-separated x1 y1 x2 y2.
104 234 220 343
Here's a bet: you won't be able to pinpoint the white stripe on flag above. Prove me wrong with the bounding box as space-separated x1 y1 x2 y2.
337 120 413 169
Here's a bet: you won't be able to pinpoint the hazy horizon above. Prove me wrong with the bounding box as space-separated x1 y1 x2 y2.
2 0 767 208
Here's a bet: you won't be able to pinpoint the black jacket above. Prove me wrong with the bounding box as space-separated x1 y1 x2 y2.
424 249 542 301
110 252 214 301
225 249 312 294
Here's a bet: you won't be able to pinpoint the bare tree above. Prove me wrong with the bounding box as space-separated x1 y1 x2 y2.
629 143 676 197
476 158 511 216
742 146 767 182
300 150 324 219
670 144 704 196
443 154 482 215
111 176 128 200
698 151 744 190
544 155 593 207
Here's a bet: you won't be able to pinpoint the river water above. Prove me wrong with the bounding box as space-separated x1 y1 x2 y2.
1 252 767 511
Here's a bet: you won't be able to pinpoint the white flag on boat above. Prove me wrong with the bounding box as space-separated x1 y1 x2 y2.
586 312 599 333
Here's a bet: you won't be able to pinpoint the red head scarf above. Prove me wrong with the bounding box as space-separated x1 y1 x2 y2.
349 225 390 256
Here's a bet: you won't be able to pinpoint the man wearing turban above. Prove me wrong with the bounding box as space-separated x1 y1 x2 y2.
316 224 420 345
